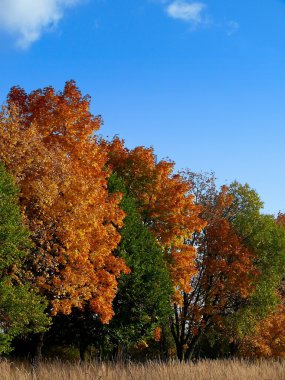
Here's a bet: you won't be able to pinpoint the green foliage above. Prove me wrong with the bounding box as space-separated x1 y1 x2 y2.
106 174 172 352
226 182 285 334
0 282 50 353
0 163 50 353
0 164 30 272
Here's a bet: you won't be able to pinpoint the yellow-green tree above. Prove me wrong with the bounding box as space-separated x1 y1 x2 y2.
0 163 49 353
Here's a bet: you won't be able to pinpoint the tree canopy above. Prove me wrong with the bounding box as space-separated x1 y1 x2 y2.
0 81 284 360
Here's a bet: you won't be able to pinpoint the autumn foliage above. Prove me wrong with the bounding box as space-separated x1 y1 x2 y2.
0 81 284 360
0 81 128 322
240 278 285 358
169 181 260 360
102 138 205 296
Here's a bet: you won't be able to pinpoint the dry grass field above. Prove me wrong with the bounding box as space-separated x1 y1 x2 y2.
0 359 284 380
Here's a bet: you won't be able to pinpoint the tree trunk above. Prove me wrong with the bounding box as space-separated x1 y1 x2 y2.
112 342 119 361
31 332 45 365
176 343 184 361
229 341 238 357
159 326 169 360
79 342 87 362
184 335 201 361
79 328 88 362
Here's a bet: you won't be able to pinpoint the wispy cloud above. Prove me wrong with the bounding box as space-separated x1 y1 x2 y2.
0 0 82 49
155 1 239 36
166 1 207 25
226 20 240 36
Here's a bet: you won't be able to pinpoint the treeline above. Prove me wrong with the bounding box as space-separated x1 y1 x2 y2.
0 81 284 361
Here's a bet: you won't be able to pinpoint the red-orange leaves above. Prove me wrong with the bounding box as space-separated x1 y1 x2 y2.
153 327 162 342
0 81 128 323
169 179 260 361
240 304 285 358
277 213 285 228
201 216 258 307
239 266 285 358
199 187 258 305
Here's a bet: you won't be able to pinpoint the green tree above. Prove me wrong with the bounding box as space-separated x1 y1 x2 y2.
104 174 172 358
0 163 50 353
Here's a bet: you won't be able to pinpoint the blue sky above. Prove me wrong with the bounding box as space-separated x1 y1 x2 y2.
0 0 284 214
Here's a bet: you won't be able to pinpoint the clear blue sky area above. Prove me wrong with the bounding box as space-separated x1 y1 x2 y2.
0 0 284 214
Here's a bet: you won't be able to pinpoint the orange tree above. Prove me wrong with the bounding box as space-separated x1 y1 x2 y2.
101 138 205 300
0 81 128 325
168 173 261 360
170 173 285 361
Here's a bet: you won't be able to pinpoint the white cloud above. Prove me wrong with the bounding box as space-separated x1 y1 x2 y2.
0 0 81 48
166 1 206 24
156 1 240 35
226 20 240 36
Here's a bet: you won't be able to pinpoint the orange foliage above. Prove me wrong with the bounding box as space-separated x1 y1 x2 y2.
240 262 285 358
198 187 259 306
240 289 285 359
153 327 162 342
170 184 259 360
198 187 259 309
277 213 285 227
240 306 285 358
184 187 258 332
103 138 205 295
0 81 129 322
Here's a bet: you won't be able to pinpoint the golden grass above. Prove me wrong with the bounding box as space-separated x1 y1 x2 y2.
1 359 284 380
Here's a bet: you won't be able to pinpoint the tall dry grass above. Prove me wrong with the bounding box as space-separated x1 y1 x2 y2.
0 359 284 380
